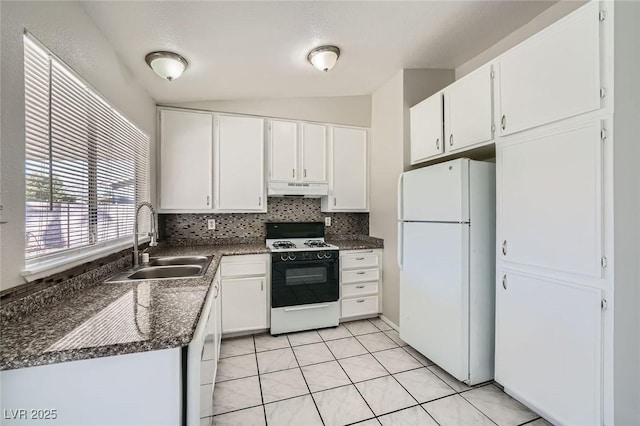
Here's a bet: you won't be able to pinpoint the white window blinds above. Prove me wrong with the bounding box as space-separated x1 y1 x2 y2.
24 34 150 265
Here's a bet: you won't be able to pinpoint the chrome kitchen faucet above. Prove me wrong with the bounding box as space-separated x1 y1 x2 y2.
133 202 158 267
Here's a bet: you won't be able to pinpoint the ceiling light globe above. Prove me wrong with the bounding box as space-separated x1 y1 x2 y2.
145 51 188 81
307 46 340 72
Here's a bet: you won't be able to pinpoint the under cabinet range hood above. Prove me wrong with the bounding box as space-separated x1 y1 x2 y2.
267 182 329 198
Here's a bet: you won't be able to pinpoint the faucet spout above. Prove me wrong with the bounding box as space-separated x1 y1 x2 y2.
133 202 158 267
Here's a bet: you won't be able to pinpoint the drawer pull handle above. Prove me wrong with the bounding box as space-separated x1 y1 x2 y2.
356 272 366 275
356 257 365 260
356 285 365 289
357 299 365 303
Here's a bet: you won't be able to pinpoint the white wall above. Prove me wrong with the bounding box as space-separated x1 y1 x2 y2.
0 1 157 291
370 69 454 327
370 71 404 326
165 95 372 128
456 1 585 79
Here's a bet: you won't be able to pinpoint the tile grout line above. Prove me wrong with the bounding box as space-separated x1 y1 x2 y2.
458 383 537 426
357 320 443 425
329 328 382 425
251 334 268 426
287 331 326 426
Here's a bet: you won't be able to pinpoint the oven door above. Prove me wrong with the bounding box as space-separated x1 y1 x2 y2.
271 255 339 308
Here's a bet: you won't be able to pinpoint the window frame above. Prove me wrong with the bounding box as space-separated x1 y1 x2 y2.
22 32 150 280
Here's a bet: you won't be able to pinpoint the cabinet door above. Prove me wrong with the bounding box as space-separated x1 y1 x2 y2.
445 64 493 151
495 271 602 426
216 115 265 212
269 120 298 182
496 1 601 136
410 93 443 164
301 123 327 182
330 127 368 211
159 110 213 211
221 276 267 334
498 120 603 277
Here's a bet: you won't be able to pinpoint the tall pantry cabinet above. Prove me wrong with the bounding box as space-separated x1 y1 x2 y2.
493 1 640 425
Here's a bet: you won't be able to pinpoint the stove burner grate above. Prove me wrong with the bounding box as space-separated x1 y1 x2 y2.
272 240 296 249
304 240 329 248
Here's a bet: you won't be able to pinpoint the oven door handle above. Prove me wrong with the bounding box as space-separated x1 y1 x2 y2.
283 304 330 312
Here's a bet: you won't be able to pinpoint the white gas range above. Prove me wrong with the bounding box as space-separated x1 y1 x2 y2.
266 223 340 335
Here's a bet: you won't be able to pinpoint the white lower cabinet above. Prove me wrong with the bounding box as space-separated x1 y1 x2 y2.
0 349 183 426
495 270 603 426
339 249 382 319
220 254 269 335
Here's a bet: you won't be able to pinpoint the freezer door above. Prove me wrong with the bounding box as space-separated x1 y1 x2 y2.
399 222 470 381
401 158 469 222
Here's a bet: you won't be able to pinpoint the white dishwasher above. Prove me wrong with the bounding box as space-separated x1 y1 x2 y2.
186 273 221 426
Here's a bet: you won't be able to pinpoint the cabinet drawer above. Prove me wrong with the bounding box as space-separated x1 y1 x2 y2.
341 296 379 318
342 282 379 298
341 253 378 269
220 261 266 278
342 268 379 284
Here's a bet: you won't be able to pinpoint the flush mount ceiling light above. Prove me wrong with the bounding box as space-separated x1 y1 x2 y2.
307 45 340 72
145 51 188 81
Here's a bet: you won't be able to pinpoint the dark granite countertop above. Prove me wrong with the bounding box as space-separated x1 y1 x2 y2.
327 236 384 250
0 244 268 371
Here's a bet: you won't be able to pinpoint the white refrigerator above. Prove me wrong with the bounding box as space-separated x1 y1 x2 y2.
398 158 496 385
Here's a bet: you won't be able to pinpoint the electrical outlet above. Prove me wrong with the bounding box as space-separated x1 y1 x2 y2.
207 219 216 230
324 217 331 226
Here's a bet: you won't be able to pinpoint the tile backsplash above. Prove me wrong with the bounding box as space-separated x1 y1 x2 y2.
159 198 368 243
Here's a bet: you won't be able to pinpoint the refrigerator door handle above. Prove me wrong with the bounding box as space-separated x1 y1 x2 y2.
397 173 403 221
397 222 403 270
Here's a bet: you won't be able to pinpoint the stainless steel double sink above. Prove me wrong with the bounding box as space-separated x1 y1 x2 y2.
107 255 213 283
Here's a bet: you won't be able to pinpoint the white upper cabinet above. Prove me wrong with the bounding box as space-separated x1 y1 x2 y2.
496 1 601 136
159 110 213 212
301 123 327 182
215 115 266 212
268 120 298 182
498 119 604 278
268 120 327 183
445 64 494 152
323 127 368 212
410 92 444 164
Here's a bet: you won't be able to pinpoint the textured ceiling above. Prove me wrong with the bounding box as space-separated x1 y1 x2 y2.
82 1 556 103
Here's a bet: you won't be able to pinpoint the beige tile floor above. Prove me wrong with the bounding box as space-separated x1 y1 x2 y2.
202 318 552 426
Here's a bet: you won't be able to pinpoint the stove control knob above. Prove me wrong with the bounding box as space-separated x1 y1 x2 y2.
288 253 296 261
325 251 332 259
303 252 311 259
280 253 288 261
317 252 323 259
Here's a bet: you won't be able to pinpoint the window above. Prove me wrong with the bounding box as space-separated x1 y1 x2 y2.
24 33 150 268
